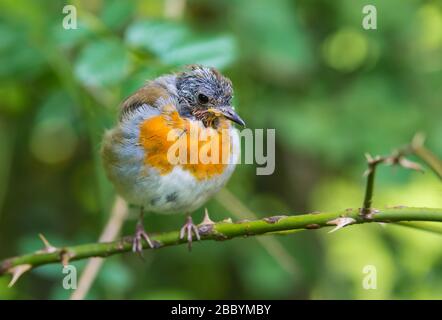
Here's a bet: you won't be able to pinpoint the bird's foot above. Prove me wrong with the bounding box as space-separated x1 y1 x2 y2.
132 222 154 255
180 215 200 251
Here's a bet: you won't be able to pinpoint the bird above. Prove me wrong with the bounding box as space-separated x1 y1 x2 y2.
101 65 245 253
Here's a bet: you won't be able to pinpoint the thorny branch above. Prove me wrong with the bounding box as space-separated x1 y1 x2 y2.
360 132 442 217
1 134 441 287
360 150 423 216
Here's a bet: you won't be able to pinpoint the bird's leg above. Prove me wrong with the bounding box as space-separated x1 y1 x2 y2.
180 214 201 251
132 206 154 254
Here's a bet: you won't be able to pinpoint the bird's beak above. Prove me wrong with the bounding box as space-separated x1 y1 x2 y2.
209 106 246 127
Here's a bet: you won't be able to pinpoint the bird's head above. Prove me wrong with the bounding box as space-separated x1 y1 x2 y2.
176 65 245 128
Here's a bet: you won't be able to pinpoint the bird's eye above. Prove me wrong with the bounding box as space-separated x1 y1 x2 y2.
198 94 209 104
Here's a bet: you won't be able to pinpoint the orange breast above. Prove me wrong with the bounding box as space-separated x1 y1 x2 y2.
138 106 232 180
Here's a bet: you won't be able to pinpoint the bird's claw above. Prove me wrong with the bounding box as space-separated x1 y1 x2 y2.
180 216 200 251
132 223 154 255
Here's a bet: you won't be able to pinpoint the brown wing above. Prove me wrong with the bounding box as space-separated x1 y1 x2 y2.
120 82 170 121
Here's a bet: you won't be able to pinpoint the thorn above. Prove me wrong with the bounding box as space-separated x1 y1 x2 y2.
327 217 356 233
364 153 383 176
366 153 383 165
398 157 424 173
383 155 395 166
360 208 379 219
38 234 57 253
222 217 233 223
60 250 72 266
363 168 371 177
263 215 286 224
8 264 32 288
411 132 425 150
200 208 215 225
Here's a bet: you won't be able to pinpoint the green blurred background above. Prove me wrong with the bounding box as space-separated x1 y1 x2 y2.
1 0 442 299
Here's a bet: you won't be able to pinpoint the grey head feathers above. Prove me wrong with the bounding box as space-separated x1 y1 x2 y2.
175 65 233 117
120 65 234 125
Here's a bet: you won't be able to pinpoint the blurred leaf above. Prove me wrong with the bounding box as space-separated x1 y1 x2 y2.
236 244 294 298
273 75 424 166
121 66 168 98
232 0 313 77
0 23 45 79
52 20 92 50
125 20 191 56
161 35 236 69
0 83 28 115
29 91 79 165
74 39 130 87
34 91 77 122
100 0 134 30
97 258 135 297
125 20 236 69
0 120 14 222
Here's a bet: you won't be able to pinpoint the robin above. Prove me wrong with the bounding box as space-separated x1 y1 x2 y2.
101 65 245 253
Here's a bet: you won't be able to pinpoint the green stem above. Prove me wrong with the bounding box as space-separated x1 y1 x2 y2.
362 164 376 211
361 155 385 215
395 221 442 235
1 207 442 277
411 135 442 180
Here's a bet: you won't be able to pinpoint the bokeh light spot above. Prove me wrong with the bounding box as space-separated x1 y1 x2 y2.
322 28 368 72
416 4 442 51
30 119 78 165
